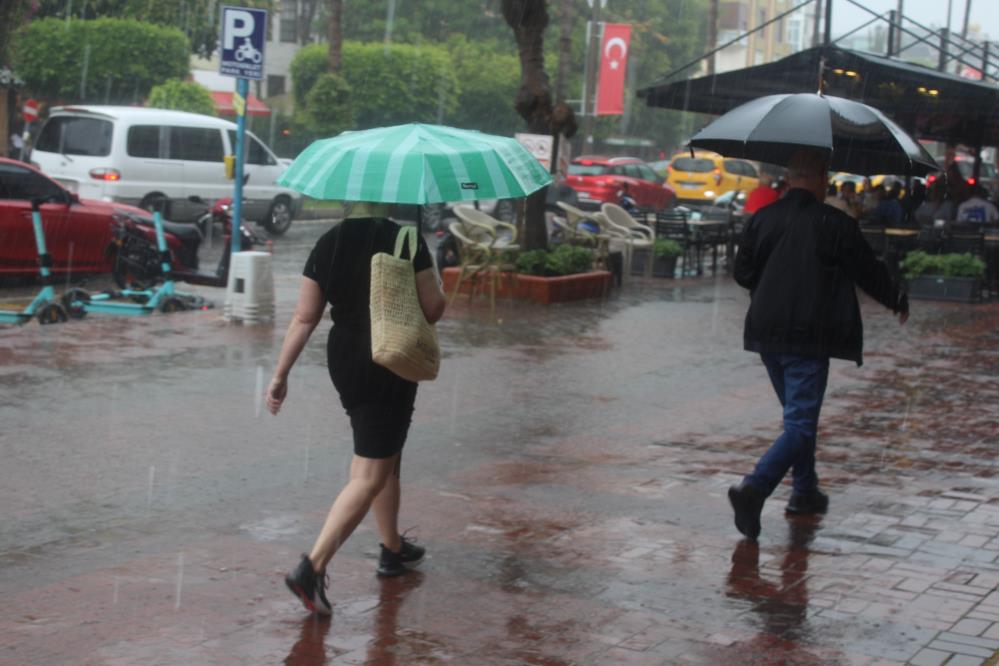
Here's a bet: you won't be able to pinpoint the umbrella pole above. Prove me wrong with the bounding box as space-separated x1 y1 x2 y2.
417 205 423 237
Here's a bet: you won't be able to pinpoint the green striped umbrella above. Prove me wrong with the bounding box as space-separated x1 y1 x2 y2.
277 123 553 204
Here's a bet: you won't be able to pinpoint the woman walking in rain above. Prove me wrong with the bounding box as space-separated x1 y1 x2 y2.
267 202 445 615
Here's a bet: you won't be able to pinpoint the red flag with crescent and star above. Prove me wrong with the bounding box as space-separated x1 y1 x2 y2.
596 23 631 116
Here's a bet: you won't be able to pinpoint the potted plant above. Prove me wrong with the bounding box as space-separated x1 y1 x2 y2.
901 251 985 302
442 245 613 304
630 238 683 278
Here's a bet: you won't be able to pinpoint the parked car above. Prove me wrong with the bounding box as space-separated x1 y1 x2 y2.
928 156 999 199
0 158 199 278
566 156 676 211
30 106 301 235
666 151 759 205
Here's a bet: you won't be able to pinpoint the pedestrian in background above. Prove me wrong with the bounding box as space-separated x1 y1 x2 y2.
729 150 909 540
267 202 446 615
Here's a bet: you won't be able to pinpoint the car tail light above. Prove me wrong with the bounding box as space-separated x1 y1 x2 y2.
580 160 594 166
968 177 977 185
927 174 937 184
713 168 722 185
89 168 121 181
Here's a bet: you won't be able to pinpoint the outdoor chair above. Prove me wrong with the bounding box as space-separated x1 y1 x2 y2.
453 205 520 254
654 209 696 276
944 223 985 256
556 202 627 276
600 203 655 278
694 207 731 275
447 219 506 310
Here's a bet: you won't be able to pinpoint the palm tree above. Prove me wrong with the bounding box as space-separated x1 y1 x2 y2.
501 0 553 251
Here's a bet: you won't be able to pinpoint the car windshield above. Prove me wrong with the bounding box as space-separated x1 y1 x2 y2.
569 163 610 176
35 116 113 156
672 157 715 173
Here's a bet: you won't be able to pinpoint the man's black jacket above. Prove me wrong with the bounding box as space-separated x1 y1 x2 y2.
734 188 907 366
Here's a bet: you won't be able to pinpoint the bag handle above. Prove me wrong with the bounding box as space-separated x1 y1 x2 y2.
393 225 418 263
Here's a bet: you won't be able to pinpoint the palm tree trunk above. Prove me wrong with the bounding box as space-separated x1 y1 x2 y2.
502 0 552 251
327 0 342 72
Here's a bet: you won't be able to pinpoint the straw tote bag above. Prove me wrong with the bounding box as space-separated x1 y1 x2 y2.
370 225 441 382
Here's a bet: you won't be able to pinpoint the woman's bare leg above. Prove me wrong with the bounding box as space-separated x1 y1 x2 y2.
308 453 400 571
372 459 402 552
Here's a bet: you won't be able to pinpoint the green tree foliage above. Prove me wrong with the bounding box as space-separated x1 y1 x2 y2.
27 0 273 57
305 72 354 136
290 41 459 129
147 79 216 116
444 37 522 135
14 18 189 104
340 0 516 46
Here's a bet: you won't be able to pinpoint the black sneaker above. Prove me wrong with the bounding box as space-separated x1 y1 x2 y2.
786 488 829 515
377 537 426 577
728 481 766 540
285 554 332 615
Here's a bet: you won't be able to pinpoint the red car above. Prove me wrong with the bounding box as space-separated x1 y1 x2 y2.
566 156 676 211
0 158 199 278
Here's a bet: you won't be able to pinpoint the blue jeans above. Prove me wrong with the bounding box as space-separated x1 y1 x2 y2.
745 353 830 497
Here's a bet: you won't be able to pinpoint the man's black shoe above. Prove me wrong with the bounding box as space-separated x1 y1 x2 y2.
377 536 426 577
729 482 766 540
285 554 332 615
786 488 829 515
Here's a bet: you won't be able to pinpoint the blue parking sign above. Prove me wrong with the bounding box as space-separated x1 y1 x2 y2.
219 6 268 80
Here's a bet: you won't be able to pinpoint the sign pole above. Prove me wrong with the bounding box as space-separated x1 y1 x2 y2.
232 76 248 253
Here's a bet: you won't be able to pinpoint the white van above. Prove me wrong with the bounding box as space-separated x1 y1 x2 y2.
30 106 301 235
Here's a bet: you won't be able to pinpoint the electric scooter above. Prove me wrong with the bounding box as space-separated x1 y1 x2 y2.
0 199 69 325
62 211 208 317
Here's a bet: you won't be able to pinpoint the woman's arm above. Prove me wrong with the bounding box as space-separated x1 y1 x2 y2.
266 276 326 415
415 267 446 324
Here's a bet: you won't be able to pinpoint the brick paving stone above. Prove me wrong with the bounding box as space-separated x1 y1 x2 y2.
945 657 987 666
908 649 951 666
926 641 994 659
951 619 993 637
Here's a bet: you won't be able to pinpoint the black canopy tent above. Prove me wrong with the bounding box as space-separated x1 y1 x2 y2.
637 45 999 174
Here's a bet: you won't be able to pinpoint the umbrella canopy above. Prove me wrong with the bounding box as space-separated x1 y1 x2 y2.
688 93 939 176
277 123 553 204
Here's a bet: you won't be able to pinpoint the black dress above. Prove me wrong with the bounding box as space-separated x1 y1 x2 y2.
303 217 433 458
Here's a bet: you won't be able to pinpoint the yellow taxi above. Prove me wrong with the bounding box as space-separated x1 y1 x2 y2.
666 151 760 204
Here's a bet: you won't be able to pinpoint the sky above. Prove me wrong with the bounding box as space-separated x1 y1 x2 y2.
832 0 997 42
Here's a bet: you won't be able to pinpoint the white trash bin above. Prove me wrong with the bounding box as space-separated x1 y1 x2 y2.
224 251 275 323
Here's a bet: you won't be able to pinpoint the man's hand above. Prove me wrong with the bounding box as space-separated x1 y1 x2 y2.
266 376 288 415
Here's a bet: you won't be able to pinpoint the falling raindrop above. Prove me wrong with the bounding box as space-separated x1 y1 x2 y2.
174 551 185 610
147 465 156 508
254 365 265 418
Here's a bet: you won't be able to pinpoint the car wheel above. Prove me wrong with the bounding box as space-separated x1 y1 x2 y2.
61 288 90 319
139 192 171 218
36 302 68 325
159 297 188 313
263 196 293 236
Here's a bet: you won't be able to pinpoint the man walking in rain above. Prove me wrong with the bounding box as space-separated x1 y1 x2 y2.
728 149 909 540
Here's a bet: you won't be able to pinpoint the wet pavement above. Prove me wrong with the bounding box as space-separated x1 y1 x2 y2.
1 218 998 665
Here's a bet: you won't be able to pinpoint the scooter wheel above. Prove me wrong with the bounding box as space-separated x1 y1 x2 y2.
159 297 189 313
61 289 90 319
36 302 69 325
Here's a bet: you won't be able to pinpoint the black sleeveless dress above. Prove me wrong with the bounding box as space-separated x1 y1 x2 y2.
303 217 433 458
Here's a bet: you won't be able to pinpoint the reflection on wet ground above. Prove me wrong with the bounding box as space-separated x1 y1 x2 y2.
1 218 999 664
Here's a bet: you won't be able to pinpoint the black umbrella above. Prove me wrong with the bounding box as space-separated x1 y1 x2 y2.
688 93 939 176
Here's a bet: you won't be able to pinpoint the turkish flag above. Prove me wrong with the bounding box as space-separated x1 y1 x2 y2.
596 23 631 116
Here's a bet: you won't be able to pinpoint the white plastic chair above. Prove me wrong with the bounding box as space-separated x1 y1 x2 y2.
601 203 655 278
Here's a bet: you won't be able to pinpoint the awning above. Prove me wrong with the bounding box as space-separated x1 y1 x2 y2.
209 91 271 117
638 46 999 148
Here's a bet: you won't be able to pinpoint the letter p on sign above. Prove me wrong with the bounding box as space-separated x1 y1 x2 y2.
223 10 254 50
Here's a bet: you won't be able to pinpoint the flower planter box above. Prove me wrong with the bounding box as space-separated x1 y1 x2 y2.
630 251 678 278
906 275 982 303
442 268 612 305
